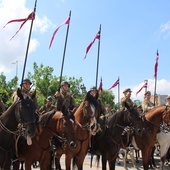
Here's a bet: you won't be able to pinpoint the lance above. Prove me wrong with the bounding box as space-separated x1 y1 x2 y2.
153 50 159 106
95 24 101 88
58 11 71 90
20 0 37 87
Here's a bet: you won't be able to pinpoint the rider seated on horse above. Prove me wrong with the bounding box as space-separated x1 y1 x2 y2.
12 78 38 109
120 88 134 110
38 96 56 115
52 81 77 148
89 86 107 134
54 81 77 114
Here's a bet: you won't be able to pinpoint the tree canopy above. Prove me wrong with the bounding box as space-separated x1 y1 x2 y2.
0 62 116 109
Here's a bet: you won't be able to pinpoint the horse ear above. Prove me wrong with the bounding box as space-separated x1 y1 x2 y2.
124 102 130 110
31 89 36 99
17 88 23 99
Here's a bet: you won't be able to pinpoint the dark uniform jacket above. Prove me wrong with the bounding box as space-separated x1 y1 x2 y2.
120 96 134 109
12 89 39 109
39 104 56 115
55 89 77 112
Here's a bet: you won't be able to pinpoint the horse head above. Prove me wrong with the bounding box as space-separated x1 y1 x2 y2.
161 105 170 126
82 91 99 135
124 103 143 136
60 106 77 149
16 88 36 144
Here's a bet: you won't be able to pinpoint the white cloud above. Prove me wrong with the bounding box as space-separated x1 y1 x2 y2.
160 21 170 38
0 0 52 74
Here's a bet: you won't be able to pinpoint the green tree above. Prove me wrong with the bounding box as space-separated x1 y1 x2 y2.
28 62 84 107
0 73 18 107
99 89 115 109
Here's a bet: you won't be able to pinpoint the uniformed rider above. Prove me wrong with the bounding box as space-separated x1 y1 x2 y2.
120 88 134 109
142 91 154 114
54 81 77 113
12 78 38 109
39 96 55 115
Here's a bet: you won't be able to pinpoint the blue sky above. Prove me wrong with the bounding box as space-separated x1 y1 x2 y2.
0 0 170 102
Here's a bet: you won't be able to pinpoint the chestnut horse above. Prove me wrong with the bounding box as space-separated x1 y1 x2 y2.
55 91 99 170
16 108 77 170
0 88 36 170
92 105 143 170
133 105 170 170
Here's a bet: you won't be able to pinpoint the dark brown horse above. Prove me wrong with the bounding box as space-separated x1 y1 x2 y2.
55 91 99 170
92 105 143 170
133 105 170 170
17 108 77 170
0 88 36 170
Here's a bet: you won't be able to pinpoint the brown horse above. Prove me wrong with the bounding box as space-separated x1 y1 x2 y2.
133 105 170 170
91 104 143 170
0 88 36 170
17 107 77 170
55 91 99 170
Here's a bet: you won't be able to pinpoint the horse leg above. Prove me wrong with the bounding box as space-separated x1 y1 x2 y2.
135 149 140 163
108 158 116 170
101 155 107 170
141 149 150 170
24 162 32 170
122 148 128 170
159 144 169 170
129 148 137 169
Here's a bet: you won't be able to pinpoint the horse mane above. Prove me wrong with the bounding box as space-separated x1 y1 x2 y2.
84 91 98 109
38 109 56 126
108 110 124 129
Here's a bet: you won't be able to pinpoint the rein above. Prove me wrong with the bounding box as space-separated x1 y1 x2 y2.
145 106 168 128
0 119 20 135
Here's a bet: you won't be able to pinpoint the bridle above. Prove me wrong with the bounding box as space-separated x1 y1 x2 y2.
0 98 36 136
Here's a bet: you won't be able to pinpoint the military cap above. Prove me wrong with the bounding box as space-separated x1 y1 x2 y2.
144 91 151 96
166 96 170 99
46 96 52 102
90 86 97 91
123 88 132 93
105 104 111 107
22 78 32 85
61 81 70 87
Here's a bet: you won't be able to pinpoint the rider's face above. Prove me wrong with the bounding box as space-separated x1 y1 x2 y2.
22 82 31 91
90 89 97 97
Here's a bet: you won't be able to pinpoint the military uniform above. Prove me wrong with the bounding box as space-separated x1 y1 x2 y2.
120 96 134 109
12 90 39 109
12 78 39 109
166 96 170 106
120 88 133 109
142 91 154 114
39 104 56 114
55 88 76 112
142 99 154 113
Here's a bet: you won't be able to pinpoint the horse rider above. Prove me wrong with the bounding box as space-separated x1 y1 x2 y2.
51 81 77 153
12 78 38 109
89 86 106 121
38 96 55 115
0 98 5 115
142 91 154 114
105 104 113 119
54 81 77 114
137 104 143 117
120 88 134 109
165 96 170 106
